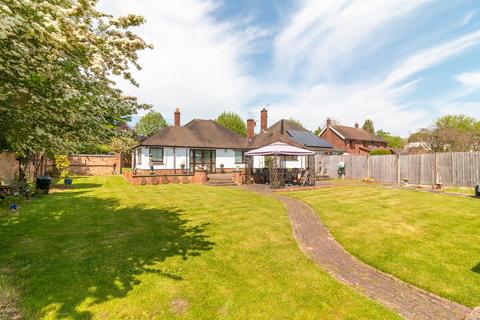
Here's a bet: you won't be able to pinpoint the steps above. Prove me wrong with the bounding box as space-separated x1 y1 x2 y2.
206 173 237 187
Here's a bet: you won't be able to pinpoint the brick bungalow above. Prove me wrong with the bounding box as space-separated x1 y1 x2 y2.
132 109 248 174
319 119 387 154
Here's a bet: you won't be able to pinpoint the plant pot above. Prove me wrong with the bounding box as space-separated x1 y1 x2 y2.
64 178 73 185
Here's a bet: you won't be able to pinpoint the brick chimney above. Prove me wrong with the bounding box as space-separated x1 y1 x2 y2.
247 119 256 141
354 122 359 128
326 118 332 127
174 108 181 126
260 108 268 132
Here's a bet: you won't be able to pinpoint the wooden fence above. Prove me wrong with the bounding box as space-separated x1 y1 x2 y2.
316 152 480 187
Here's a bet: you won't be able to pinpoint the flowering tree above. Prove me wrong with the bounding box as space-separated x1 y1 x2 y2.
0 0 151 168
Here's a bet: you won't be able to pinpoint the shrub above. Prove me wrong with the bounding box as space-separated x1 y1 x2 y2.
369 149 392 156
54 155 70 177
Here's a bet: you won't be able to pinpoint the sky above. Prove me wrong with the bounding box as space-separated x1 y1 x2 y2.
97 0 480 137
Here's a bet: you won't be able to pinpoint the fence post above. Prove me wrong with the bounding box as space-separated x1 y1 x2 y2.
396 154 401 185
451 152 455 186
366 155 370 179
434 152 439 184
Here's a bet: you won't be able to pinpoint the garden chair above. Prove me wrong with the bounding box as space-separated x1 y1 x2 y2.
262 169 270 185
291 168 300 185
285 170 293 186
299 169 309 186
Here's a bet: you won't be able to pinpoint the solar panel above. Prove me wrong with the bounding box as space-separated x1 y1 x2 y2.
286 129 333 148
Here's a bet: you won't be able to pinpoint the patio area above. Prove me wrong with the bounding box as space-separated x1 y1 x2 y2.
245 142 317 189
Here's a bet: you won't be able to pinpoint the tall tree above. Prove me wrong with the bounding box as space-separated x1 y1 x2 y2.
408 114 480 152
431 115 480 151
362 119 375 133
0 0 151 166
376 130 405 148
216 112 246 136
135 111 168 137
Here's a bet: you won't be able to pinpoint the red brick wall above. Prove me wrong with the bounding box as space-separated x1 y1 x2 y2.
0 152 20 181
320 127 348 152
68 154 121 176
0 153 121 181
123 170 207 185
0 152 54 181
320 127 388 155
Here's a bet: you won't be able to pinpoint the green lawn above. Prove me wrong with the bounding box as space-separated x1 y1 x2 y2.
288 185 480 307
0 176 400 319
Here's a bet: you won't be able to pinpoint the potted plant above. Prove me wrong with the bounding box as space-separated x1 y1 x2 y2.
55 155 72 185
180 161 185 173
220 163 225 173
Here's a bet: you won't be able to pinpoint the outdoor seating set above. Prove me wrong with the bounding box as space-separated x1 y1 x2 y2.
252 168 310 186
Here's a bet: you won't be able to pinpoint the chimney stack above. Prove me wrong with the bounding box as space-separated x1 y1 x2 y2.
247 119 256 141
326 118 332 127
260 108 268 132
280 119 285 135
174 108 181 126
354 122 359 128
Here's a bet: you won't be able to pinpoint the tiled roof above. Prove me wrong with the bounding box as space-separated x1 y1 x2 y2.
331 125 385 142
140 119 248 149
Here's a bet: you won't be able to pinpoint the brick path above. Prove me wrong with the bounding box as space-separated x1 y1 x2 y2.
245 185 474 320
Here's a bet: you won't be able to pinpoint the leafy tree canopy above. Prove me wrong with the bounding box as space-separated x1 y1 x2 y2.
135 111 168 137
376 130 405 148
0 0 151 159
369 149 392 156
408 114 480 152
216 112 246 136
362 119 375 133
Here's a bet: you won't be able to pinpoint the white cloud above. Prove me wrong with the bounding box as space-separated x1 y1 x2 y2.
274 0 427 79
456 70 480 90
439 102 480 119
96 0 268 124
266 82 429 136
383 29 480 87
461 10 477 27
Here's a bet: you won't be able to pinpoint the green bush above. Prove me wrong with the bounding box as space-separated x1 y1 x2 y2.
54 155 70 177
369 149 392 156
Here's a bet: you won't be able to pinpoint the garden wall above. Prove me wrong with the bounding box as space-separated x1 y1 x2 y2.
317 151 480 187
69 154 121 176
0 152 121 181
123 170 207 185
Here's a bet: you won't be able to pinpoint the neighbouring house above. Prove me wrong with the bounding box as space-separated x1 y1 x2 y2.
247 109 343 168
319 119 387 154
132 109 248 174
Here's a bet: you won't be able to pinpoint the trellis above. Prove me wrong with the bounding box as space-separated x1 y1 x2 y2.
245 142 317 189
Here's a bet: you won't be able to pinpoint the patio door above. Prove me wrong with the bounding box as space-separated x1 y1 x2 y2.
189 149 216 173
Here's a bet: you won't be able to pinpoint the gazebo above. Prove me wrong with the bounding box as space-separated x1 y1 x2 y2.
245 142 316 188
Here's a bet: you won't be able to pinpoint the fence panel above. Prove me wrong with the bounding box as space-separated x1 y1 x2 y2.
320 151 480 187
370 154 398 183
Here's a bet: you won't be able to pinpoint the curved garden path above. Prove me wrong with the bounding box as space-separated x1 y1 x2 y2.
245 185 478 320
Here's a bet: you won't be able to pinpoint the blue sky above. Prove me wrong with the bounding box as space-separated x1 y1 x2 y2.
98 0 480 136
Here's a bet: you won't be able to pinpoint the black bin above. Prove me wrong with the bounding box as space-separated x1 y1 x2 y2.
36 177 52 194
476 185 480 197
